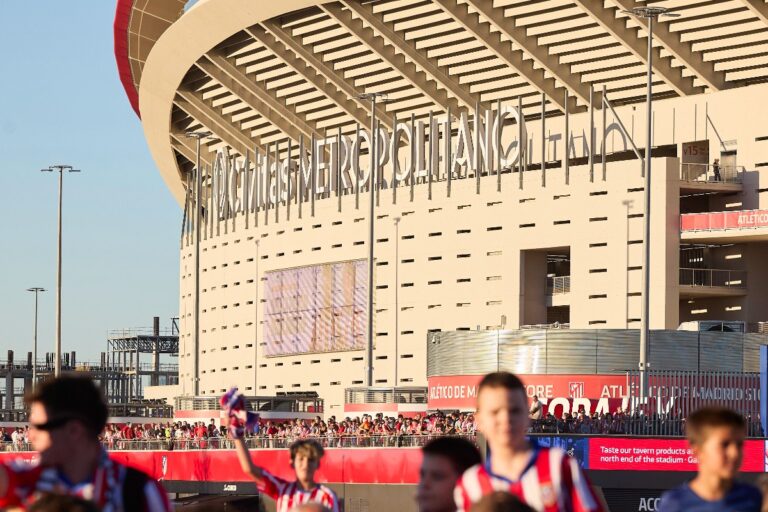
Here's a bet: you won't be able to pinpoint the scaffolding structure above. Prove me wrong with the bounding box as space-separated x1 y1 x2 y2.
0 317 178 421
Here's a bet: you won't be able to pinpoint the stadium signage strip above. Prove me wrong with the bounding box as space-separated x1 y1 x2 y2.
191 103 632 222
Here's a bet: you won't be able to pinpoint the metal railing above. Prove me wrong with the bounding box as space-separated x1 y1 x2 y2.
546 275 571 295
679 268 746 288
98 434 477 451
344 387 427 405
680 163 744 184
175 394 322 413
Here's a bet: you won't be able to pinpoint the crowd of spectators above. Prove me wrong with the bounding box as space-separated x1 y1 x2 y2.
1 408 762 452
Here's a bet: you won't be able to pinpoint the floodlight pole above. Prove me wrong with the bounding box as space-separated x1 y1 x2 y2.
185 130 211 396
27 287 45 390
41 165 80 377
623 6 679 399
357 92 389 387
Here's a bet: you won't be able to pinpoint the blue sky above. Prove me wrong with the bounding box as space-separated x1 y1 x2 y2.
0 2 180 362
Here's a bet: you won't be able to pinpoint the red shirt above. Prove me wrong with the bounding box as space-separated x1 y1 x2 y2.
0 450 171 512
257 469 340 512
454 446 604 512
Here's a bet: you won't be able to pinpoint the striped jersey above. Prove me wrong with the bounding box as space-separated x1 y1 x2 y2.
258 469 340 512
454 446 604 512
0 450 171 511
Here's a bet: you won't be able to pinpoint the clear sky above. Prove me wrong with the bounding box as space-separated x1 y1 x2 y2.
0 2 181 362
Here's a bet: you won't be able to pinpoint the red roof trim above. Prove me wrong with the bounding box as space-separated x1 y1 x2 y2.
114 0 141 118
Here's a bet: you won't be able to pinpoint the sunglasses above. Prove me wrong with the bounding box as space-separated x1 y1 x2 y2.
30 415 78 432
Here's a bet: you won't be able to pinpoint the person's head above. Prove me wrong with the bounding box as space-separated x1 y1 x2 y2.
28 493 101 512
475 372 528 451
26 376 108 464
417 437 482 512
289 439 324 483
470 492 536 512
687 407 746 481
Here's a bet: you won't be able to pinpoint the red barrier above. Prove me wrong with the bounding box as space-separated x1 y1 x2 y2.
681 210 768 232
0 449 423 485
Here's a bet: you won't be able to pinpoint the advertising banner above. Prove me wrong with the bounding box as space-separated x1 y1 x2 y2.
587 437 765 473
427 374 630 410
680 209 768 232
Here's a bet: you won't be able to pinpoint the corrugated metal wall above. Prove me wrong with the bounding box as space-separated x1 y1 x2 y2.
428 329 768 377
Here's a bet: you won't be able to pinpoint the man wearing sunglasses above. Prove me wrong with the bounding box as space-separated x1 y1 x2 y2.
0 376 171 511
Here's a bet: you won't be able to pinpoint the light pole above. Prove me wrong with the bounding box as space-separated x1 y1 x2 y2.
184 130 211 396
26 287 45 390
622 6 679 398
356 92 391 387
41 165 80 377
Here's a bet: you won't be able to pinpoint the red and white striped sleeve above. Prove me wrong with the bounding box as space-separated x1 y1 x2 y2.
257 469 289 500
320 485 341 512
560 453 604 512
142 479 173 512
453 464 483 512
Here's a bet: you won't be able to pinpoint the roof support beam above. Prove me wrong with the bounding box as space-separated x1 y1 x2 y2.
197 52 322 143
254 21 392 130
434 0 585 112
322 0 479 113
572 0 703 96
740 0 768 27
608 0 729 91
175 90 255 157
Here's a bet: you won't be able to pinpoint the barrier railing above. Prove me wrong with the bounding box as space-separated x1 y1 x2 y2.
679 268 747 288
546 275 571 295
344 387 428 405
680 209 768 232
680 163 743 184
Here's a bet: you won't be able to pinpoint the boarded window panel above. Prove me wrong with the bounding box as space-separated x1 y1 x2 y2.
263 259 368 356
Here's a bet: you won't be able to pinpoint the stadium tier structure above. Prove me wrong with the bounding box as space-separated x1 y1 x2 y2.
115 0 768 413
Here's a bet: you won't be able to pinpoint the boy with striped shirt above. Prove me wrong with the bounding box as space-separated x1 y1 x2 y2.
222 388 340 512
453 372 604 512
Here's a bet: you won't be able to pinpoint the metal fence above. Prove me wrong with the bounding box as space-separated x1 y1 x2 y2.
547 276 571 295
680 163 743 184
679 268 747 288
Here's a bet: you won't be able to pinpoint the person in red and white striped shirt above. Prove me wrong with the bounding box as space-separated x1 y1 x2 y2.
225 388 339 512
454 372 605 512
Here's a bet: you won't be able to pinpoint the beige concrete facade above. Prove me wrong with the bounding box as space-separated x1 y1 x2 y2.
170 86 768 413
119 0 768 413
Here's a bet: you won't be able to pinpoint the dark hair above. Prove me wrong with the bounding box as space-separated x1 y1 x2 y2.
422 437 482 475
28 493 101 512
478 372 525 394
26 376 108 437
290 439 324 462
470 492 535 512
687 407 746 446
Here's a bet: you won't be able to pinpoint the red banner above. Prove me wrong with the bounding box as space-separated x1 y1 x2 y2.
0 449 423 485
427 375 630 411
681 210 768 232
588 438 765 472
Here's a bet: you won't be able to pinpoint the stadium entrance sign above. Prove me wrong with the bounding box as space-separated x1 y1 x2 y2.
195 99 632 222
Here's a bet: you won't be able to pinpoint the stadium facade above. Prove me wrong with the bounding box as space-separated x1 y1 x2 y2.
115 0 768 413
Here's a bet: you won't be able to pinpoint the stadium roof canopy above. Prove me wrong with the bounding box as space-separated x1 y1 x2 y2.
114 0 768 203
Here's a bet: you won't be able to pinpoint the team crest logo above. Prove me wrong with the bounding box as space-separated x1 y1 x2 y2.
540 484 557 507
569 382 584 398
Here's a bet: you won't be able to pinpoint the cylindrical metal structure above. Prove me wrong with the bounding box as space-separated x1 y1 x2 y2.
55 169 63 377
